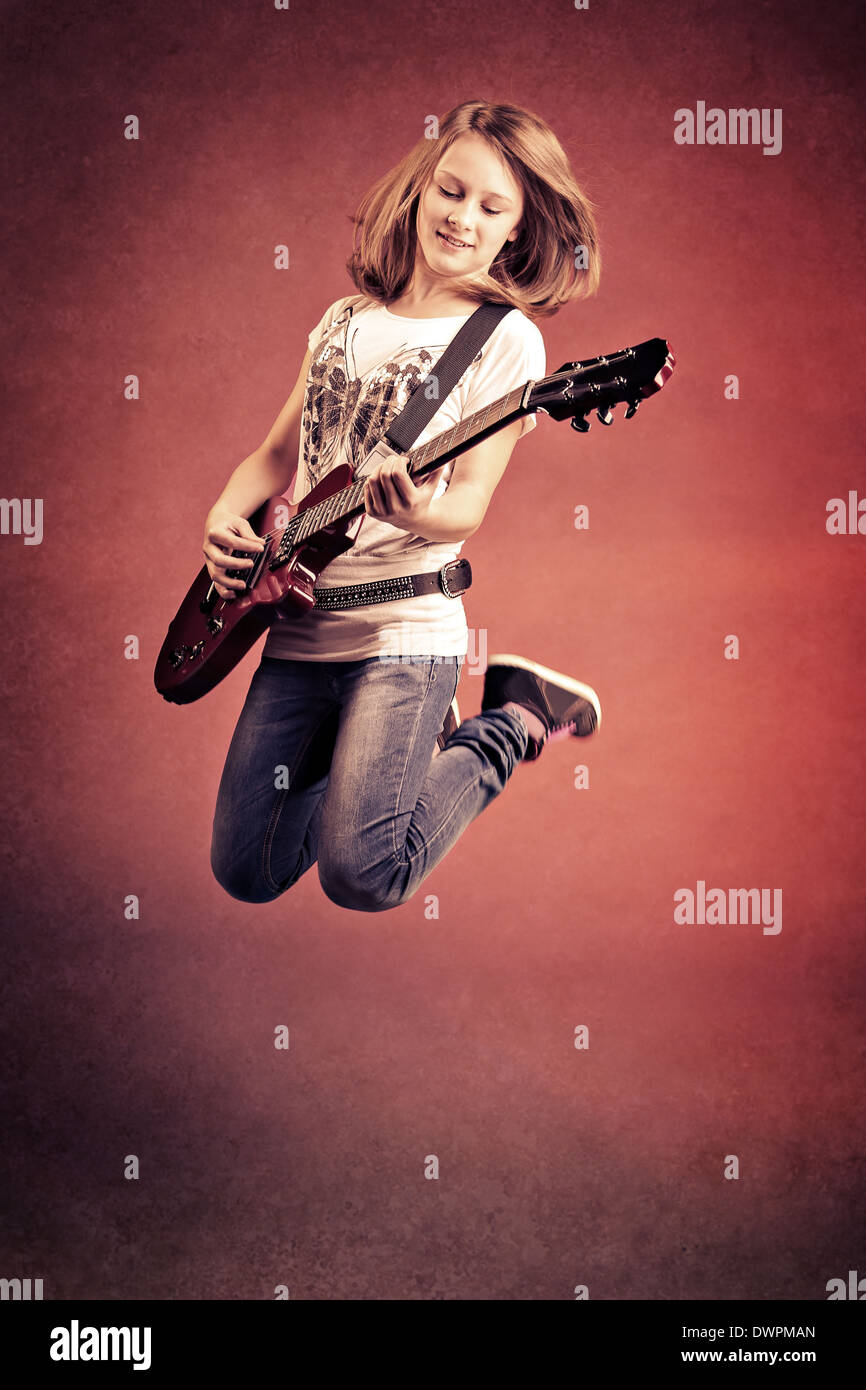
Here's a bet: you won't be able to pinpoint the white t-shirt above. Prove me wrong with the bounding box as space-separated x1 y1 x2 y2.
261 293 546 661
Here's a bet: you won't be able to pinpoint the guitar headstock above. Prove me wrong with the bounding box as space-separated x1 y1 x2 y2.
528 338 676 431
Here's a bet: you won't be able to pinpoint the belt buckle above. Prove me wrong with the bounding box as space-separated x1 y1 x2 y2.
438 560 462 598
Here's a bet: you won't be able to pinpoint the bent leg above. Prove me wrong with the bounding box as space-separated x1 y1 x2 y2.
210 656 340 902
317 655 529 912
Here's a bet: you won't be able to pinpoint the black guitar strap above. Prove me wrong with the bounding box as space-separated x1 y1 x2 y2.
383 300 513 453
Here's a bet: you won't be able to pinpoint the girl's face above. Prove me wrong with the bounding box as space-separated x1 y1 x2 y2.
416 131 524 283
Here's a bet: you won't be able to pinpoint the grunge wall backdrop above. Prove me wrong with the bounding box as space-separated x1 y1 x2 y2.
1 0 864 1299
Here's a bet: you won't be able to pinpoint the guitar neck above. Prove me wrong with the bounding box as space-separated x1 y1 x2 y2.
281 382 528 555
272 333 676 564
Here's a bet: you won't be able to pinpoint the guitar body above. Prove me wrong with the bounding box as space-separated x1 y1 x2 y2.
154 465 356 704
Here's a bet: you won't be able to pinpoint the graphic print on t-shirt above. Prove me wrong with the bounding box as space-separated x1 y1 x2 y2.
301 300 480 494
262 295 544 660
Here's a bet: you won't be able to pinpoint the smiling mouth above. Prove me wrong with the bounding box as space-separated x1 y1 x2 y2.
437 230 472 249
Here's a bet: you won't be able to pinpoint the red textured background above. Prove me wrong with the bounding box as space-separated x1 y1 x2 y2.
2 0 864 1300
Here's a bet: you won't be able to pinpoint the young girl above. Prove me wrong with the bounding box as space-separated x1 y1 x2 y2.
207 99 603 912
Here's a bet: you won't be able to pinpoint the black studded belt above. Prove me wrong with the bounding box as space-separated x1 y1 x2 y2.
313 558 472 610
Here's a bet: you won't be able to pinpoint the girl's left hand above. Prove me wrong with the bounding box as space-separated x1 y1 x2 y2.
362 457 445 532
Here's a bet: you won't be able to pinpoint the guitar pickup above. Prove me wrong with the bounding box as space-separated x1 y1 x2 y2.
200 537 273 615
226 537 272 589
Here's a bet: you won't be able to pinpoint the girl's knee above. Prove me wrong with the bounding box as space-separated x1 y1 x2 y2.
318 859 411 913
210 849 280 905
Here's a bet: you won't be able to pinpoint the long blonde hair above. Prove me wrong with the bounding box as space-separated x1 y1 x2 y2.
345 99 600 322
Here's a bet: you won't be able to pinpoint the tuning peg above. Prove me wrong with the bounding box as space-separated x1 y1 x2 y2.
571 414 591 433
596 406 615 426
624 400 640 419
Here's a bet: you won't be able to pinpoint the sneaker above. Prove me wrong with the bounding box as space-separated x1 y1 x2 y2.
435 695 460 753
481 654 601 760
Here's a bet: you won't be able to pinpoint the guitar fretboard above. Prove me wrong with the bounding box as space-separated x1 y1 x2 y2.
274 381 526 564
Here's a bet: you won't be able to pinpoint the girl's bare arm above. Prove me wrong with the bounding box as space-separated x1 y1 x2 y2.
203 348 312 598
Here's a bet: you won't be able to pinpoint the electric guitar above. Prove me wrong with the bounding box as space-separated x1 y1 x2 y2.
155 338 675 704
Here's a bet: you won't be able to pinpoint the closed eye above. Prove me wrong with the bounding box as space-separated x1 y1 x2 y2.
439 187 501 216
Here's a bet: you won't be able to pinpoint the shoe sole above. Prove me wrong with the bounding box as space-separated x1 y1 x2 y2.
486 653 602 731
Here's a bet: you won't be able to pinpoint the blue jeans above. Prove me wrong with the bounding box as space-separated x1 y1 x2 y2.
210 653 529 912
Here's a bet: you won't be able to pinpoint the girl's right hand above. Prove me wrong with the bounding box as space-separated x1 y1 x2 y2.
202 509 266 600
